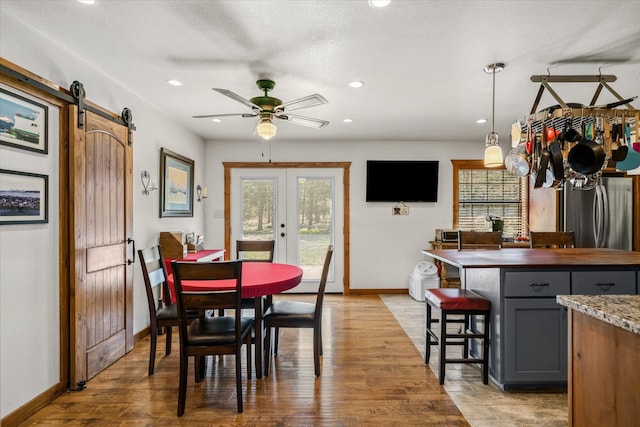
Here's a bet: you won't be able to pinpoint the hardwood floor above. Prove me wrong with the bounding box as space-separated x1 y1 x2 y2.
18 295 468 426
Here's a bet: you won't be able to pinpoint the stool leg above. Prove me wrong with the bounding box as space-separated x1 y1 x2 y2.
438 310 447 385
425 301 432 364
482 312 490 384
462 313 470 358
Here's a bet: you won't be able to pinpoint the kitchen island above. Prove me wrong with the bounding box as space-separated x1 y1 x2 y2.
421 248 640 389
556 295 640 427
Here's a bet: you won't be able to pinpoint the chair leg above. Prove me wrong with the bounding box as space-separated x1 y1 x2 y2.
318 323 323 356
177 353 188 416
263 326 272 376
165 326 172 356
274 327 279 355
246 334 252 380
235 347 244 413
149 323 158 376
313 325 321 377
438 310 447 385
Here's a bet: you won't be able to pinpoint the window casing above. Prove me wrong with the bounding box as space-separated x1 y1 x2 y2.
453 160 529 239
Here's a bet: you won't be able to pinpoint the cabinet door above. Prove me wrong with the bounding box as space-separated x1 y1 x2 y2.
504 298 567 383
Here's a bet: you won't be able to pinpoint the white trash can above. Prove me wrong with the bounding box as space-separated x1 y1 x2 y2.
408 261 440 301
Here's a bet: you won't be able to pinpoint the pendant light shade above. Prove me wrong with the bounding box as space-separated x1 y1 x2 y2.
483 63 505 167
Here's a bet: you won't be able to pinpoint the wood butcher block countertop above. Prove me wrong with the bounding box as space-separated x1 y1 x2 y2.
421 248 640 269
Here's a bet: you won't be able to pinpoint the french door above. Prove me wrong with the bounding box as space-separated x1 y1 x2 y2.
230 167 344 293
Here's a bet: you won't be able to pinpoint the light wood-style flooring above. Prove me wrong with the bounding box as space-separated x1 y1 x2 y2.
18 295 469 426
381 294 568 427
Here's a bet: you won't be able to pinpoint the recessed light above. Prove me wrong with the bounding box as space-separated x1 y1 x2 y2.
348 81 364 88
166 79 183 86
211 118 222 123
343 118 354 123
368 0 391 8
476 119 488 124
78 0 96 4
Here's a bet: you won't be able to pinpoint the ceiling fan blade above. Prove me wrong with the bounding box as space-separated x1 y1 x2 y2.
275 113 329 129
274 94 328 113
212 88 261 111
192 113 257 119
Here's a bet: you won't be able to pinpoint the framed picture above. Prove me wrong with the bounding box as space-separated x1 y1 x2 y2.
0 169 48 224
0 88 48 154
160 148 194 217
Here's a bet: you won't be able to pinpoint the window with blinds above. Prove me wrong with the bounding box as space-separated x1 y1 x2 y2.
453 160 528 239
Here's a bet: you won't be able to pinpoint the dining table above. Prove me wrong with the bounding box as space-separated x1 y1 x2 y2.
167 261 304 378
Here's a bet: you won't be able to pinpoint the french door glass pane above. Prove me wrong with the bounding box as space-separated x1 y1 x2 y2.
297 177 333 280
241 178 276 247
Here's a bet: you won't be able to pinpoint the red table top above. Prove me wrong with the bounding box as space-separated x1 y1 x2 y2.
168 262 303 299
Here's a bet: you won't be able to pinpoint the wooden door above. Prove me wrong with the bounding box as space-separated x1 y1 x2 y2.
69 106 133 387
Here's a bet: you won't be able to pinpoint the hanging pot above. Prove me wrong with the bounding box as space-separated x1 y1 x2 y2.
567 137 606 175
505 143 531 177
611 115 629 162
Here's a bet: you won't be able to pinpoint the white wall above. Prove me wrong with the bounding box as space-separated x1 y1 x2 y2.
204 139 483 290
0 14 206 418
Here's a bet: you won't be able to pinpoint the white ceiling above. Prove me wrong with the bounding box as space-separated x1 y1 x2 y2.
3 0 640 144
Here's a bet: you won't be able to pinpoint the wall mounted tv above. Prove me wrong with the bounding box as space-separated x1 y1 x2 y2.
366 160 439 202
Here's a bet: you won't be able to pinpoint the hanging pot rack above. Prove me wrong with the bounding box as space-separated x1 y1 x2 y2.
507 73 640 188
522 74 639 134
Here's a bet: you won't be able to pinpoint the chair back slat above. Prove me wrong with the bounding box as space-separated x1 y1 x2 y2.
529 231 576 248
147 268 166 288
236 239 275 262
458 231 502 249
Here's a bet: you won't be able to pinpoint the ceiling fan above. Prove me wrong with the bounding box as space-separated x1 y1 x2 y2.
193 79 329 140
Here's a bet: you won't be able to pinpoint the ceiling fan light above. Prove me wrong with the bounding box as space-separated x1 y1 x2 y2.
256 119 277 140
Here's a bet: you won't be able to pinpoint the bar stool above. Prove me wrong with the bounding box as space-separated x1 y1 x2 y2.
424 288 491 384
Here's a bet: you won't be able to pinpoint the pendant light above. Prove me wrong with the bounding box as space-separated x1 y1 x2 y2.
483 63 505 167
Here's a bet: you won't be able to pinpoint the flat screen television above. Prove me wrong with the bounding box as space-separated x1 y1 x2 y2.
366 160 439 202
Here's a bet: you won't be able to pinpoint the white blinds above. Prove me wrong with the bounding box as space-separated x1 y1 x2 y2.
458 169 528 238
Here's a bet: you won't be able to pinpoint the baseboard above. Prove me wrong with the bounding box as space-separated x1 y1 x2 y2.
0 381 66 427
348 288 409 295
134 326 150 344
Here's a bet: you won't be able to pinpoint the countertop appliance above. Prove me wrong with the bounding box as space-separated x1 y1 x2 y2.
561 176 633 250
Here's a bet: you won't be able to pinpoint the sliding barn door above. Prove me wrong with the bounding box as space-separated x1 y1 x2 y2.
69 107 133 387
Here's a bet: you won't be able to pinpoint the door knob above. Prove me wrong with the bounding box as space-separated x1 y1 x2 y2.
280 232 285 237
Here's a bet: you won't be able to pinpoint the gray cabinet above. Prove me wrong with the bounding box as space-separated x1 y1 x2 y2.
503 270 570 385
473 267 638 389
504 298 567 383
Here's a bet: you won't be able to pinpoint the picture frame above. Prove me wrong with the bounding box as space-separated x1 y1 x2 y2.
159 148 194 217
0 169 49 225
0 88 48 154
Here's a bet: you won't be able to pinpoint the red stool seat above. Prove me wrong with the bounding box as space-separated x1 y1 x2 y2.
424 287 491 385
425 288 491 311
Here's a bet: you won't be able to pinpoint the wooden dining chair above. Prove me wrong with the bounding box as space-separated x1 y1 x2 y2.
138 245 199 376
235 239 276 310
529 231 576 248
457 230 502 249
171 260 254 415
263 245 334 377
236 239 275 262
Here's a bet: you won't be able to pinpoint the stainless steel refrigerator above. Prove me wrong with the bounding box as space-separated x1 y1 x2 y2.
561 176 634 250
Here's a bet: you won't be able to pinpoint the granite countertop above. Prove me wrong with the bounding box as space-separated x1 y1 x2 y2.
557 294 640 335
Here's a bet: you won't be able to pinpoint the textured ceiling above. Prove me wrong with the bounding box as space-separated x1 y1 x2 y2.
2 0 640 143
